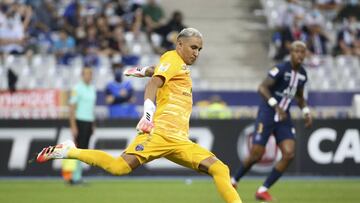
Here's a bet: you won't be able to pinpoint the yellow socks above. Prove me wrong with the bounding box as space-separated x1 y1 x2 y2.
208 161 243 203
68 148 132 176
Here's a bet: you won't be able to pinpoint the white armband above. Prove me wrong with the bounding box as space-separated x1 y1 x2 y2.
143 99 156 121
267 97 278 108
302 106 310 116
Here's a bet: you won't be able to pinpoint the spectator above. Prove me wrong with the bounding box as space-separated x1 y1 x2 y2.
313 0 343 20
108 25 140 66
105 59 138 119
142 0 165 32
63 0 82 36
275 0 306 28
271 0 306 61
52 29 76 65
108 25 128 56
334 16 360 56
304 10 329 56
142 0 165 52
0 2 32 55
273 14 307 61
80 25 100 67
30 0 60 31
199 95 232 119
7 67 17 93
153 10 187 53
27 0 57 55
336 0 360 21
96 15 111 40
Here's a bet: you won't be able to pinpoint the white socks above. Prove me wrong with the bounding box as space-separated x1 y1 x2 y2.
257 186 268 193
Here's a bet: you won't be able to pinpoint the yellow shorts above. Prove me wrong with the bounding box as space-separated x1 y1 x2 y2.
124 133 215 171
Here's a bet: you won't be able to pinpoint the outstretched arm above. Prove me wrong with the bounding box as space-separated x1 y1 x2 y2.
258 77 287 121
124 66 155 78
295 88 312 128
136 76 165 133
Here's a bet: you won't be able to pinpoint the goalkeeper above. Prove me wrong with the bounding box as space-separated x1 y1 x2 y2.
36 28 242 203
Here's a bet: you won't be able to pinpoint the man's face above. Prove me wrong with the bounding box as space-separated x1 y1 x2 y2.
290 45 306 65
177 36 203 65
82 68 93 84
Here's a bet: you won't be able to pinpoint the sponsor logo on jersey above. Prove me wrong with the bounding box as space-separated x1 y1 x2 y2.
159 63 171 72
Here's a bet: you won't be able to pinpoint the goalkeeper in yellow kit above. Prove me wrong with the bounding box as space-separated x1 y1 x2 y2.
36 28 242 203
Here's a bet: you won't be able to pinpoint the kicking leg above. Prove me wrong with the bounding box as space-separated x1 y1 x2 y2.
68 149 140 176
36 140 140 176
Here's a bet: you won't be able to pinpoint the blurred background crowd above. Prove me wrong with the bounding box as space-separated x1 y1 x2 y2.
0 0 359 119
0 0 185 89
265 0 360 90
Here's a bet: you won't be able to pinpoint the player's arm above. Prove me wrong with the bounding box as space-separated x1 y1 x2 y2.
136 76 165 133
68 88 79 139
68 103 78 138
258 77 287 121
124 66 155 78
295 88 312 128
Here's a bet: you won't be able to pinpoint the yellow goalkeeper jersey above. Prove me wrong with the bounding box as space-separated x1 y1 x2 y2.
152 50 192 141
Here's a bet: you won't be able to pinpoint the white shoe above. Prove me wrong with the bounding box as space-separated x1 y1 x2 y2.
36 140 76 163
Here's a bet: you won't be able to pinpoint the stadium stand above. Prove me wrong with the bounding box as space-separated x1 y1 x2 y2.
0 0 359 119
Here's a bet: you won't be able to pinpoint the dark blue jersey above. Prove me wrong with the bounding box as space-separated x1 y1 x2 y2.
259 61 308 120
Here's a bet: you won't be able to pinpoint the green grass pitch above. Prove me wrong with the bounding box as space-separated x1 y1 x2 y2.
0 178 358 203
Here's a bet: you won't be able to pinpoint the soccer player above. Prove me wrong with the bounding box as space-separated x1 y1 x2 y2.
36 28 242 203
231 40 313 201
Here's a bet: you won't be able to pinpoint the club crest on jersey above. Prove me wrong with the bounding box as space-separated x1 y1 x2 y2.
269 67 279 77
135 144 144 151
159 63 171 72
182 64 190 74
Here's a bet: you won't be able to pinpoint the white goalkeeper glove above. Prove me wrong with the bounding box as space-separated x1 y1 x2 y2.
123 66 149 78
136 99 155 133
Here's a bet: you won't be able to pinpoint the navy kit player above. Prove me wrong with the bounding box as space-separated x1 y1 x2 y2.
231 41 313 201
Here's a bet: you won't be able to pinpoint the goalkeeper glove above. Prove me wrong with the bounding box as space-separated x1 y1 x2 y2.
136 99 155 133
123 66 149 78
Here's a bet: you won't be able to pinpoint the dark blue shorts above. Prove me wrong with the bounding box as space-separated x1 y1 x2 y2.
252 113 296 146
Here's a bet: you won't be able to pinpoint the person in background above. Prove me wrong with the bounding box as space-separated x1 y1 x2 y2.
199 94 232 119
105 59 138 119
64 67 96 185
52 29 76 65
334 15 360 56
7 67 18 93
153 10 187 53
304 11 329 56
